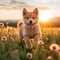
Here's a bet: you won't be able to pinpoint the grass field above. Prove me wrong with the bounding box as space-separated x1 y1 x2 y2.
0 24 60 60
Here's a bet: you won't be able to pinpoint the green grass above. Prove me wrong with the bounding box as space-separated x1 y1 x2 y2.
0 27 60 60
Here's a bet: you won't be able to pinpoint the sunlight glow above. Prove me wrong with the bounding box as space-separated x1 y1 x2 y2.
39 10 53 22
0 10 54 21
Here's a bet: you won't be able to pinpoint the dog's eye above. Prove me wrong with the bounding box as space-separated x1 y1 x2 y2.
26 17 29 19
32 17 35 19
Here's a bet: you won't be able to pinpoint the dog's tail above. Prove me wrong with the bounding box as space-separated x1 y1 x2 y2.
17 20 23 29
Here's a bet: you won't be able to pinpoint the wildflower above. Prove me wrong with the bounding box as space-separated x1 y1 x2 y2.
2 36 7 41
8 27 14 31
57 47 60 52
7 34 14 41
38 40 45 45
6 22 9 26
47 56 53 60
10 37 14 41
10 50 19 59
12 50 19 55
57 47 60 59
14 31 19 35
45 37 49 41
49 43 59 52
54 31 57 36
27 53 32 59
0 23 4 28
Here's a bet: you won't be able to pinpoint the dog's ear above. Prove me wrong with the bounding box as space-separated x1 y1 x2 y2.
33 8 38 15
23 8 27 16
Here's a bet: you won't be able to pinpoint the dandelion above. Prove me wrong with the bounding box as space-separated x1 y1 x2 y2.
27 53 32 59
47 56 53 60
2 36 7 41
49 43 59 52
0 23 4 28
38 40 45 45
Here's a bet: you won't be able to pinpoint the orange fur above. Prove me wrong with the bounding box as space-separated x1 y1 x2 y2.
18 8 42 48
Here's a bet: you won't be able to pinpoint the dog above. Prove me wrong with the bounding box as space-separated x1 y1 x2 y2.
18 8 42 49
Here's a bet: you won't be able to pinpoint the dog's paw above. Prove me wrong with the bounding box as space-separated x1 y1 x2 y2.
33 42 38 47
26 44 32 49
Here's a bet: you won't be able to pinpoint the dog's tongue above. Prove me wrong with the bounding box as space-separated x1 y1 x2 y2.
29 24 33 29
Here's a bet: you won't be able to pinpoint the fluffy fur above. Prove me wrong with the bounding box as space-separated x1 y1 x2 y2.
17 8 42 48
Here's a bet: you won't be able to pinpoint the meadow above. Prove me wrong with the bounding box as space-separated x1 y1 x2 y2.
0 23 60 60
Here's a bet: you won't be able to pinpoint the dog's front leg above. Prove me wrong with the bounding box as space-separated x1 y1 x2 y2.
24 36 32 49
34 34 40 47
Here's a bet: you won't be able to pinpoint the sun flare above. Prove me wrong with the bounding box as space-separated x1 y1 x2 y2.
39 10 53 22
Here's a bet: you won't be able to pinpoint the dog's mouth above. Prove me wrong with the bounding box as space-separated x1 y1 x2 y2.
28 23 33 29
27 22 36 29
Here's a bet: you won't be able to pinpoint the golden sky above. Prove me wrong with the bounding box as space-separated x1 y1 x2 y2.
0 0 60 20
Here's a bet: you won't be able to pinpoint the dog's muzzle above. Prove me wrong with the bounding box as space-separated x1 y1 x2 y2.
26 21 37 29
29 21 33 29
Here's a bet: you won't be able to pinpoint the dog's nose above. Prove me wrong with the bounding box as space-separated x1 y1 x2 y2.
29 21 32 24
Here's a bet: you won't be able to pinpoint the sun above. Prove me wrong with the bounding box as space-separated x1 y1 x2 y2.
39 10 53 22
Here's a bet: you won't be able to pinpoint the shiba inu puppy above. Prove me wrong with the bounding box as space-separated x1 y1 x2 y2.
18 8 42 48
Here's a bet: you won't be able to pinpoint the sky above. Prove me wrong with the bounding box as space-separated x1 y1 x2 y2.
0 0 60 20
17 0 60 10
0 0 60 10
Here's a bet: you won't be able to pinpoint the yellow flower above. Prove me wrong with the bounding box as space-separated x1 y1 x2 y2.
14 31 19 35
54 31 57 36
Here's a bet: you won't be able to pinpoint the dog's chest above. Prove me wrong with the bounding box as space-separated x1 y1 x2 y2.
21 24 40 38
24 26 40 38
26 28 34 36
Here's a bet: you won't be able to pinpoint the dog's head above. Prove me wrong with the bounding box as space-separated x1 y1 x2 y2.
23 8 39 29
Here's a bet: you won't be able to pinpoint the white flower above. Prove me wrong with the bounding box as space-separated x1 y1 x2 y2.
0 23 4 28
10 37 14 41
45 37 49 41
50 43 59 52
47 56 53 60
38 40 45 45
2 36 7 41
27 53 32 59
57 47 60 52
